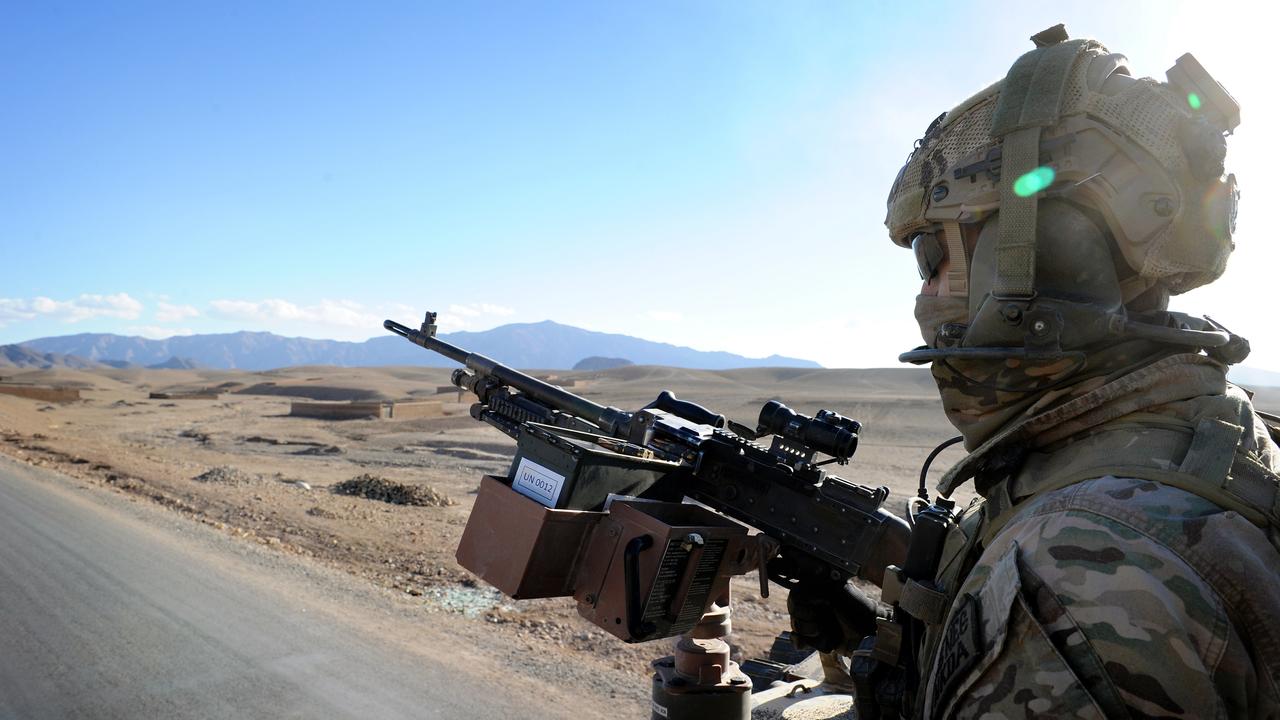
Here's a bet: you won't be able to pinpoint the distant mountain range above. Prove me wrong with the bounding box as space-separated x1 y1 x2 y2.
3 321 821 371
5 323 1278 385
0 344 101 370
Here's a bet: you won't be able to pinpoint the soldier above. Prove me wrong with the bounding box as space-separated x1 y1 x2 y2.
790 25 1280 719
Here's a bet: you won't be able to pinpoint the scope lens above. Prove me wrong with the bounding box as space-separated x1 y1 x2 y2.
757 400 792 435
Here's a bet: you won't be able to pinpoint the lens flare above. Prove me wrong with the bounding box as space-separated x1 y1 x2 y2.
1012 166 1055 197
1188 92 1203 110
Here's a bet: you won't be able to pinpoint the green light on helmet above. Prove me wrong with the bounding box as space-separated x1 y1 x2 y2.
1012 166 1056 197
1187 92 1203 110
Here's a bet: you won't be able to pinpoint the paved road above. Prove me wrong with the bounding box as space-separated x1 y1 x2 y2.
0 458 552 719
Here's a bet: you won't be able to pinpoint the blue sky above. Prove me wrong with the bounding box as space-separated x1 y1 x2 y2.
2 1 1275 370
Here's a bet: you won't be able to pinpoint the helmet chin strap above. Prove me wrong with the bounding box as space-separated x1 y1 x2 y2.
987 36 1093 302
900 306 1242 366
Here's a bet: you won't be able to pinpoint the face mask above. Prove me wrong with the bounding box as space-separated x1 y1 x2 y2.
913 294 969 347
914 290 1175 450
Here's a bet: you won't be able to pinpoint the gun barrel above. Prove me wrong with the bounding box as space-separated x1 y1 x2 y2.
384 318 628 434
384 319 468 364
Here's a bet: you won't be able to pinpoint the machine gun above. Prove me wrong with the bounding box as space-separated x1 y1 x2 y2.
385 312 915 719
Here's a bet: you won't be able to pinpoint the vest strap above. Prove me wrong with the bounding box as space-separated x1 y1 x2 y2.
1179 417 1243 481
978 422 1280 546
899 579 950 625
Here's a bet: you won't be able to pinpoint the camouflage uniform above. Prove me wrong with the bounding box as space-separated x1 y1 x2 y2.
864 25 1276 719
917 355 1280 719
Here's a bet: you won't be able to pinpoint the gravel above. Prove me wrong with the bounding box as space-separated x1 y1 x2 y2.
331 474 456 507
192 465 260 485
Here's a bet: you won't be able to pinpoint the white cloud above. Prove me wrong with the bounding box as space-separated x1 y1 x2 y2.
447 303 515 319
386 302 418 318
0 301 32 324
435 313 469 332
198 298 518 340
446 304 480 318
155 302 199 322
209 298 381 329
127 325 194 339
436 303 518 332
0 293 144 326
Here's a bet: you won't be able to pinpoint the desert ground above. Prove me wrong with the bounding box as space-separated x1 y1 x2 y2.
1 363 1276 711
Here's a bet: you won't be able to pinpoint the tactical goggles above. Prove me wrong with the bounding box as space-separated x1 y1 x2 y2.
911 232 946 281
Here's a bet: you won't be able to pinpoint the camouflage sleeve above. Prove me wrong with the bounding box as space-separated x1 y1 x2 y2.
923 476 1280 719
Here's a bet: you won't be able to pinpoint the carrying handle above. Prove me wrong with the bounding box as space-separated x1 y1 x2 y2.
624 535 656 640
645 391 725 428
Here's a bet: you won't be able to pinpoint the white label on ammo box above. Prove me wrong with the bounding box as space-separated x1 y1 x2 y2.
512 457 566 507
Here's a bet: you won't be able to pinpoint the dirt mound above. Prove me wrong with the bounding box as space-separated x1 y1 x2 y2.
192 465 260 484
331 474 455 507
234 383 384 402
592 365 710 384
294 445 343 456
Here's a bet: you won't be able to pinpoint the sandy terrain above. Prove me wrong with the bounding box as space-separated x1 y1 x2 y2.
0 363 1275 708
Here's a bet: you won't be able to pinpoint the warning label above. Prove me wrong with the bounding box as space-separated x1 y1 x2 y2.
641 537 728 636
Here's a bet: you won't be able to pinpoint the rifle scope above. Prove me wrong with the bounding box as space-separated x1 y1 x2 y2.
756 401 861 461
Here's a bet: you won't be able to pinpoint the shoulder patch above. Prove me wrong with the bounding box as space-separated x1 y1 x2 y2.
924 541 1023 718
932 592 982 709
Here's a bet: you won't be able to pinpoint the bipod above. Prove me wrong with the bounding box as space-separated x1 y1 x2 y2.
649 593 751 720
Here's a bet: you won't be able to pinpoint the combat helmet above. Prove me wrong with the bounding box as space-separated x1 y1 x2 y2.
888 24 1248 367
